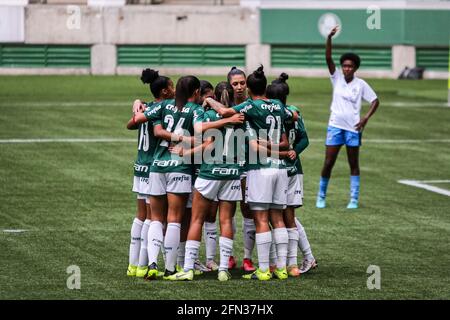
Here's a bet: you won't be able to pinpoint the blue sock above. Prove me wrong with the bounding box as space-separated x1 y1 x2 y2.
350 175 360 200
318 177 330 198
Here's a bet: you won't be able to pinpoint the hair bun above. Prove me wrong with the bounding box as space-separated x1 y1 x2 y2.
141 68 159 84
253 65 265 78
279 72 289 82
230 66 237 71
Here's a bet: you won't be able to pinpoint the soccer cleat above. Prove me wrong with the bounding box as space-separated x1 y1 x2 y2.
206 260 219 272
316 196 326 208
242 268 272 281
135 266 148 278
144 262 159 280
273 267 288 280
347 198 359 209
194 259 209 275
218 270 232 282
228 256 237 270
287 265 300 277
165 269 194 281
162 268 178 280
241 258 256 272
127 264 137 277
299 258 318 274
176 264 183 273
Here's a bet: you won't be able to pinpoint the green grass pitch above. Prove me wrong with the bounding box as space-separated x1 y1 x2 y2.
0 75 449 300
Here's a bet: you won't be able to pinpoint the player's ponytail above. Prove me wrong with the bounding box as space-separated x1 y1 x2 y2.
278 72 289 83
246 65 267 96
271 72 290 97
140 68 171 99
175 75 200 110
214 81 234 107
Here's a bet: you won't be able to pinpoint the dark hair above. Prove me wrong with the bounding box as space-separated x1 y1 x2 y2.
340 53 361 69
271 72 289 97
141 68 171 99
200 80 214 96
175 75 200 109
266 83 288 105
214 81 234 107
246 65 267 96
227 66 246 83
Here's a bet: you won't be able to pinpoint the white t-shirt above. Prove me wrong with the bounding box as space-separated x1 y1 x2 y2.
328 69 377 133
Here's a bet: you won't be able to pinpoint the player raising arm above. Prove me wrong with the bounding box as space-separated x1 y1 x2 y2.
317 26 380 209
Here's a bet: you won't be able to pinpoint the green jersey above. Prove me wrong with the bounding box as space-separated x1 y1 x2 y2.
144 99 204 174
134 102 158 177
285 105 309 176
233 98 293 170
198 109 244 180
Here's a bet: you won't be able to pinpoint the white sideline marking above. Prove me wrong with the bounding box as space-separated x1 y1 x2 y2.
1 138 450 144
386 102 448 108
0 102 130 107
3 229 28 233
0 138 135 144
398 180 450 197
0 101 447 108
309 139 450 143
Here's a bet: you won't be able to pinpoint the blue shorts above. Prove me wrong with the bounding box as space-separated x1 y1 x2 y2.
326 126 361 147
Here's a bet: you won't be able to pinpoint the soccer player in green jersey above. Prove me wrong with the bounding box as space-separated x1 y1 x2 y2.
129 75 205 279
177 80 215 274
126 69 174 278
227 67 256 272
198 80 220 272
267 74 317 276
204 66 296 281
166 81 246 281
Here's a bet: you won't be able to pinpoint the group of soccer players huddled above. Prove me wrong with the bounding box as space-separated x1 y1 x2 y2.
126 64 317 282
125 26 379 282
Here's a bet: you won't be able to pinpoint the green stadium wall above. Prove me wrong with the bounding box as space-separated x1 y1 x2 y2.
261 9 450 47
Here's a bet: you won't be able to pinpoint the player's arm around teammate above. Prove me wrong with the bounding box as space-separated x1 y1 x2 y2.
166 82 245 281
126 69 175 278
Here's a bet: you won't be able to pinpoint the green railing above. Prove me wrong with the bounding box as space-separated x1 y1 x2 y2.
0 45 91 68
117 45 245 67
272 45 392 69
416 47 449 71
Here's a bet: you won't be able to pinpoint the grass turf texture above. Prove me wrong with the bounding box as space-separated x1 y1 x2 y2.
0 75 449 300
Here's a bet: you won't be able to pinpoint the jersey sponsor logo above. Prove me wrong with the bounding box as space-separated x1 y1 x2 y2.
165 104 178 112
134 164 149 173
261 103 281 112
146 104 162 115
153 159 179 167
266 158 286 166
239 104 253 114
172 175 190 182
212 168 239 176
181 107 191 113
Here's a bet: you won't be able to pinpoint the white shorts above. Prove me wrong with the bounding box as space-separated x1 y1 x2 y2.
195 178 242 202
132 176 151 196
149 172 192 195
136 194 150 204
286 174 303 207
246 168 288 210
